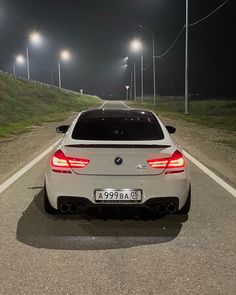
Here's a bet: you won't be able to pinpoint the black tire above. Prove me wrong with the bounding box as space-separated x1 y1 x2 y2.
178 186 191 214
44 185 58 214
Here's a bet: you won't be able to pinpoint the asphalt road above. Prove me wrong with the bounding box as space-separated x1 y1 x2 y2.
0 101 236 295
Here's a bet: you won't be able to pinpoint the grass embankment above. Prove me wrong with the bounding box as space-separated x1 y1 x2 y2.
129 97 236 131
0 73 101 137
129 97 236 148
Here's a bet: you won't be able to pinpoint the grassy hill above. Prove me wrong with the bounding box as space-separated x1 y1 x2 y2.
0 73 101 137
129 97 236 131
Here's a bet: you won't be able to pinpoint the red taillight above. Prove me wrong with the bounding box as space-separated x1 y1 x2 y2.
51 149 90 170
147 150 185 172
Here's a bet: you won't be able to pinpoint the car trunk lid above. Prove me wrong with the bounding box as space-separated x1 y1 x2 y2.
62 144 173 176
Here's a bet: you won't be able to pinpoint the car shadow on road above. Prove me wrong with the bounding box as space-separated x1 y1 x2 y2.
16 189 188 250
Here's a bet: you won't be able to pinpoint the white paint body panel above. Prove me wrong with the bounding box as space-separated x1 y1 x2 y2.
45 111 191 210
45 168 190 209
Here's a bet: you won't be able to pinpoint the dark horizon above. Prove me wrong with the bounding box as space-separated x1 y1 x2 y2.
0 0 235 97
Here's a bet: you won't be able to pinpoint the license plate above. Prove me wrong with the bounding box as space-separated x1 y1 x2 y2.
95 189 142 203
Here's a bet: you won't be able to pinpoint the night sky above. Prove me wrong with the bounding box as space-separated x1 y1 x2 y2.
0 0 235 97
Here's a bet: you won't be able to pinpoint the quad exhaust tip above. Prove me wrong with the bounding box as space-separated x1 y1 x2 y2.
59 202 177 214
167 203 177 213
157 204 168 214
70 203 80 214
156 203 177 214
59 203 80 214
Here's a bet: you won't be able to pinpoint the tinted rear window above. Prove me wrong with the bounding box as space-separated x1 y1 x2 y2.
72 116 164 141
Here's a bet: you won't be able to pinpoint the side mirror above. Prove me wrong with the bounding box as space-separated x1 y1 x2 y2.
166 125 176 134
56 125 70 134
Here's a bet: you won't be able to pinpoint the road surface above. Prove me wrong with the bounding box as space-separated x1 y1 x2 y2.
0 101 235 295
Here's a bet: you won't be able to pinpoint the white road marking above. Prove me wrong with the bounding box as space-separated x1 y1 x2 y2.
184 150 236 198
99 101 107 109
119 101 132 109
0 140 61 195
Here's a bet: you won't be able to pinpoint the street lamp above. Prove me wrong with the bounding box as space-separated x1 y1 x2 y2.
125 85 130 100
26 31 42 80
130 39 142 52
130 39 143 102
13 55 25 76
130 69 133 100
139 24 156 104
185 0 189 114
58 50 71 88
29 32 41 44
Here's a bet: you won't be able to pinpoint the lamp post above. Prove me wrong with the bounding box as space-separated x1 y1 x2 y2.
139 25 156 104
26 32 42 80
141 55 144 102
130 70 133 100
130 39 143 102
125 85 130 100
185 0 189 114
133 63 137 100
58 50 71 89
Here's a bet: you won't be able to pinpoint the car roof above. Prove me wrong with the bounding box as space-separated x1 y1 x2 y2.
80 109 156 119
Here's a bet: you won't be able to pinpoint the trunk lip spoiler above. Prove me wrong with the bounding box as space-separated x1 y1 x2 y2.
65 144 171 148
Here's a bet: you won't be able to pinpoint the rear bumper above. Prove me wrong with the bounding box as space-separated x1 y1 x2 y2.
45 169 190 210
57 196 179 214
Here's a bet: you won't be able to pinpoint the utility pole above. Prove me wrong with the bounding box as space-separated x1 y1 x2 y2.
185 0 189 114
141 55 144 103
26 47 30 80
130 70 133 100
139 25 156 104
152 35 156 104
58 62 61 88
134 64 136 101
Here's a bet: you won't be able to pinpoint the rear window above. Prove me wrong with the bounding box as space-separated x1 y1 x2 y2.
72 116 164 141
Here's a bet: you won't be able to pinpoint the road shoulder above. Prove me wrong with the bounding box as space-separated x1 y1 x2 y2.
160 116 236 187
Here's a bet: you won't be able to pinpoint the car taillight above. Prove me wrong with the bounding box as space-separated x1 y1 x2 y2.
51 149 90 170
147 150 185 173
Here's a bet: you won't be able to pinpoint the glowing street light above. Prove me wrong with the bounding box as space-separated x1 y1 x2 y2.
29 32 42 44
60 50 71 61
130 39 144 102
26 31 42 80
13 54 25 76
130 39 142 53
125 85 130 100
16 55 25 64
58 50 71 88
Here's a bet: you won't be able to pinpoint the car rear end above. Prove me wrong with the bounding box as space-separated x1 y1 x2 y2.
45 109 190 214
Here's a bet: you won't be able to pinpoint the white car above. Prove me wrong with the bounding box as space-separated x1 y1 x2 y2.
44 109 191 215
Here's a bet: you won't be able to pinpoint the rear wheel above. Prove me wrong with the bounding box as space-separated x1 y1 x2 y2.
178 186 191 214
44 185 58 214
